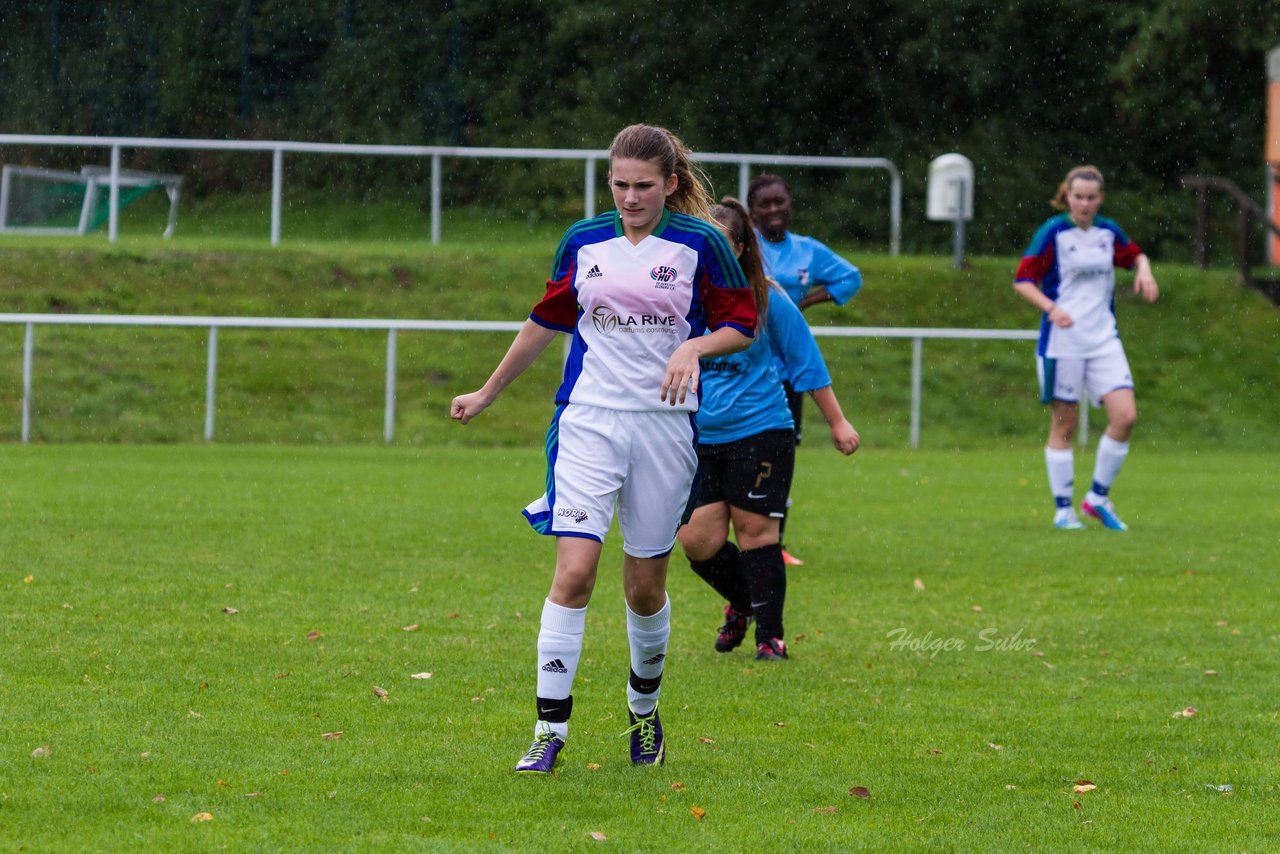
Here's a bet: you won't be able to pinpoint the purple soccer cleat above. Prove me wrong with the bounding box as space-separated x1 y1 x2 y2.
624 706 665 765
515 729 566 776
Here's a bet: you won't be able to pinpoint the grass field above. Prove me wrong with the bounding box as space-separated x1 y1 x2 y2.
3 443 1278 850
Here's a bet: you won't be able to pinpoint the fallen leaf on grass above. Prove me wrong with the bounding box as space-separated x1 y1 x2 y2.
590 832 607 841
31 745 52 759
1032 650 1045 657
689 807 706 820
972 605 983 612
222 607 239 615
927 748 943 755
402 624 420 632
191 812 214 823
987 742 1003 750
1214 620 1228 627
772 721 786 727
697 736 715 744
24 575 34 584
586 763 601 771
671 782 686 790
410 672 434 680
1072 801 1083 811
278 770 289 776
306 630 324 641
448 613 459 619
216 779 229 788
373 686 389 701
188 710 203 719
243 792 264 798
152 795 166 803
1072 781 1097 794
848 787 871 799
1173 706 1197 719
913 577 925 591
794 633 806 641
420 816 432 822
139 752 151 758
813 805 838 814
321 731 343 740
1005 785 1017 790
1204 670 1218 677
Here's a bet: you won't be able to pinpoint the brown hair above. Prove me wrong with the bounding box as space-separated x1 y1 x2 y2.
1051 165 1104 210
710 196 769 326
746 173 790 209
608 124 713 220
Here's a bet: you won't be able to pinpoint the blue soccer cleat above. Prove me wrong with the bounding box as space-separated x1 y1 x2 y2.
623 706 665 765
515 729 566 775
1053 508 1085 531
1081 498 1128 532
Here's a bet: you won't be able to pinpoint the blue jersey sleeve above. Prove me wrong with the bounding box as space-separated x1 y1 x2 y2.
807 238 862 305
766 289 832 392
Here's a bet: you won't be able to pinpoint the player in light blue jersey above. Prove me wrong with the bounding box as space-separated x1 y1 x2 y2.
452 126 757 775
678 198 858 662
1013 165 1159 532
747 174 863 565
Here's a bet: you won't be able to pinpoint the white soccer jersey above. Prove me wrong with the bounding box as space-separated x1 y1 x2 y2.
1014 214 1143 359
529 209 756 412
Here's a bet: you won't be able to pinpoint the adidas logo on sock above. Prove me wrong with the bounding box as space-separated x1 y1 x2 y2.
642 653 665 666
585 264 602 279
541 658 569 673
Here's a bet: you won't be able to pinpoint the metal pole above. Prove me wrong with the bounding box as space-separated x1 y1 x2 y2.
1078 401 1089 448
952 179 967 268
909 336 922 449
108 144 120 243
21 322 33 443
889 168 902 256
738 161 750 205
584 158 596 219
384 329 397 443
205 326 218 441
430 153 442 245
271 147 283 246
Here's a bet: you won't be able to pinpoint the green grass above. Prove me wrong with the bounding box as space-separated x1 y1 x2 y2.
2 444 1278 850
2 218 1279 449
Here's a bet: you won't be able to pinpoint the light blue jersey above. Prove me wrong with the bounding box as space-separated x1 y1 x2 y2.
696 286 833 445
757 231 862 307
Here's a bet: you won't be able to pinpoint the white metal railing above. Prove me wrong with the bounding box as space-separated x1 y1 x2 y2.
0 134 902 254
1 314 1044 447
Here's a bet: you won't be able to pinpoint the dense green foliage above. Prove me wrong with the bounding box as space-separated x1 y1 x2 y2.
2 1 1278 257
3 444 1278 849
1 216 1278 448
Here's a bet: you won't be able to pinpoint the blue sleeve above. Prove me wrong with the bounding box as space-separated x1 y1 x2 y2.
767 291 832 392
807 238 862 305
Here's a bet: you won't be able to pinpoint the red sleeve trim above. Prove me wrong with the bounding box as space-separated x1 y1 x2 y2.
1113 240 1142 270
1014 248 1054 285
529 267 578 332
701 277 758 336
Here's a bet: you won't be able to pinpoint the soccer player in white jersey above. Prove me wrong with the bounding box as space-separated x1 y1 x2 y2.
1013 165 1159 532
451 124 757 776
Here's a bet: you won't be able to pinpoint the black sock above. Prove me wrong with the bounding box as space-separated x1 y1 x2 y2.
742 543 786 642
688 541 749 612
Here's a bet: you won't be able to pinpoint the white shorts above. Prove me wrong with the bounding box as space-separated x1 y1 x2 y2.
523 404 700 558
1038 338 1134 406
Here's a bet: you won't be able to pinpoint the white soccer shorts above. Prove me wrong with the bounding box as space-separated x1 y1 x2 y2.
1038 338 1134 406
523 404 699 558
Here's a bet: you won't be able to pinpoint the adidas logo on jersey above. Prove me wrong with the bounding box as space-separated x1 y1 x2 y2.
585 264 602 279
542 658 569 673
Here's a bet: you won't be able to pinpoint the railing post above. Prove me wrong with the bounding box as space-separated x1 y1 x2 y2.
1078 400 1089 448
108 145 121 243
205 326 218 441
384 329 397 443
584 158 596 219
909 336 922 449
738 161 750 204
21 322 33 443
271 148 283 246
430 154 442 245
889 167 902 257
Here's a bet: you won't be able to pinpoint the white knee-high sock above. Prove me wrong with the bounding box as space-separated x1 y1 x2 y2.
535 598 586 739
626 598 670 716
1089 434 1130 499
1044 446 1075 509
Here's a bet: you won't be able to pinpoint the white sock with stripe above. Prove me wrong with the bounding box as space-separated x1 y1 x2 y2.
535 598 586 739
626 598 670 716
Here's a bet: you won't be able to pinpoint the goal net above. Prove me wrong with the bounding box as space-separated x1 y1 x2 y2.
0 165 183 237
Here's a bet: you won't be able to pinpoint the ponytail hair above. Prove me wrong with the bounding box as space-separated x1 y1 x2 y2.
710 196 769 326
609 124 714 221
1051 165 1104 210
